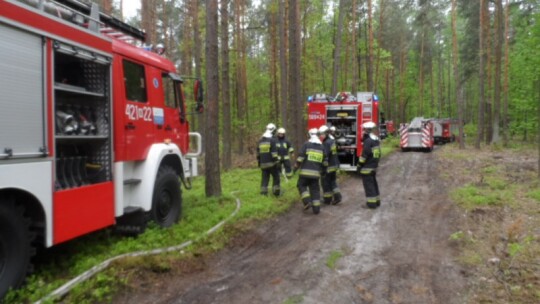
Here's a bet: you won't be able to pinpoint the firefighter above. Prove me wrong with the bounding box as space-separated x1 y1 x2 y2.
357 122 381 208
319 125 342 205
257 123 280 196
294 128 328 214
276 128 294 178
329 126 336 140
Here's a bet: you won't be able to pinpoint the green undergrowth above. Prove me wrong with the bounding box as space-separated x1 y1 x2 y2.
4 169 300 304
440 144 540 303
381 135 399 157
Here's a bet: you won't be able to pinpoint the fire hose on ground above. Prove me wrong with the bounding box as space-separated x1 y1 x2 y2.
35 193 242 304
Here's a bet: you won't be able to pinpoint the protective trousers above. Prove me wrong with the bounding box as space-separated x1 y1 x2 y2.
361 171 380 208
280 159 293 178
261 166 280 196
297 177 321 209
322 172 342 204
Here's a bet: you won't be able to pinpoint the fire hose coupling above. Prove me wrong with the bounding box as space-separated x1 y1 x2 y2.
55 106 98 136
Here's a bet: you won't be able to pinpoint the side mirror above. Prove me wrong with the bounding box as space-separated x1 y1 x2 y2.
194 79 204 113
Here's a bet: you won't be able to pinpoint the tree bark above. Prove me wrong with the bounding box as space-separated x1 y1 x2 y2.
351 0 358 93
492 0 503 144
141 0 157 46
503 0 510 146
289 0 303 151
331 0 347 96
270 3 279 123
366 0 374 91
279 0 289 129
221 0 232 170
452 0 465 149
205 0 222 196
476 0 486 149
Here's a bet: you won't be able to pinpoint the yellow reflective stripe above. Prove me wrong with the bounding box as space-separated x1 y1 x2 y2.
359 157 366 163
297 156 305 162
312 200 321 207
301 192 310 199
323 193 333 198
283 156 290 160
360 168 374 174
299 169 320 177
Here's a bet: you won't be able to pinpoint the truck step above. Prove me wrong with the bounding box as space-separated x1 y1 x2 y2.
114 207 147 235
123 178 141 185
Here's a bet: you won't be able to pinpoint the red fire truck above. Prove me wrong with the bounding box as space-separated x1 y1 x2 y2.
0 0 203 297
432 118 458 144
399 117 434 152
307 92 380 171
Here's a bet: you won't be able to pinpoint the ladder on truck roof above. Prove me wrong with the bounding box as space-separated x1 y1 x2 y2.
18 0 146 43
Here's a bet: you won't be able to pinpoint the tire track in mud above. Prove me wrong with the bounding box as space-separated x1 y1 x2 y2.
115 148 465 304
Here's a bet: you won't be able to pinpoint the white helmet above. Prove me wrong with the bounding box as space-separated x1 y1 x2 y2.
362 121 376 130
308 128 319 136
330 126 336 132
266 123 276 133
318 125 329 134
277 128 286 134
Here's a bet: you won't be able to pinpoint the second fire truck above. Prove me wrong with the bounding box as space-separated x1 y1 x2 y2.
307 92 380 171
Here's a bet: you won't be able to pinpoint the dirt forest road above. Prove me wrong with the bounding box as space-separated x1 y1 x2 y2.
116 149 467 304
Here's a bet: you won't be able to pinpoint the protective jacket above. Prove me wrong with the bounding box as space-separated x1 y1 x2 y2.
276 137 294 160
257 132 278 169
322 137 339 173
296 136 328 179
358 133 381 174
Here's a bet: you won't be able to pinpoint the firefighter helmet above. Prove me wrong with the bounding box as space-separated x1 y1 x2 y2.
277 128 286 134
308 128 319 136
319 125 329 134
362 122 376 131
266 123 277 133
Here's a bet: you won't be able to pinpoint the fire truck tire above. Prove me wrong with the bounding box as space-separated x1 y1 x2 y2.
0 198 32 298
150 166 182 228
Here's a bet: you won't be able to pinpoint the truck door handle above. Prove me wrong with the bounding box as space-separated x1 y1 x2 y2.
125 123 136 130
165 125 172 131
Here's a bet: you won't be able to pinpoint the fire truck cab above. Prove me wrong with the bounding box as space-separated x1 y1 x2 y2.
307 92 380 171
0 0 202 297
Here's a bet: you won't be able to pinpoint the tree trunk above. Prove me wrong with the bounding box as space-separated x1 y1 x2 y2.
351 0 358 93
221 0 232 170
485 2 493 144
492 0 503 144
289 0 303 151
331 0 346 96
476 0 486 149
141 0 157 46
270 3 279 123
452 0 465 149
503 0 510 146
100 0 113 14
205 0 222 196
419 32 425 116
279 0 289 129
366 0 374 91
192 0 204 148
374 0 386 92
234 0 247 154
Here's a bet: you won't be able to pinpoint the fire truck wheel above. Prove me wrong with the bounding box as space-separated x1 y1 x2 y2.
151 166 182 228
0 198 32 298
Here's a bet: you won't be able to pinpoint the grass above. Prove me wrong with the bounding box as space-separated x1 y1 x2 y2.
439 143 540 303
326 250 344 270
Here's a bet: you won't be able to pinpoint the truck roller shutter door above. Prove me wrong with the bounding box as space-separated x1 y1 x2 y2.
0 24 44 158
